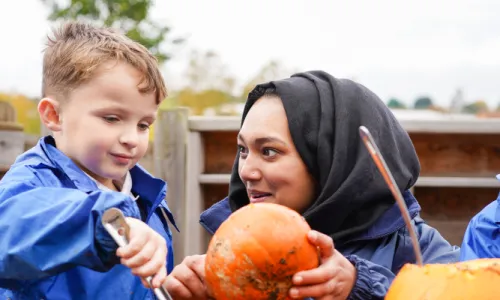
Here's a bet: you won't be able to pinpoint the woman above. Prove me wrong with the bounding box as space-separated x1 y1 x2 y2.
165 70 460 299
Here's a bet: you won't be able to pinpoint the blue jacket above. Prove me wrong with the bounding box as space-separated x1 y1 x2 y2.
0 136 178 300
460 180 500 261
200 191 460 299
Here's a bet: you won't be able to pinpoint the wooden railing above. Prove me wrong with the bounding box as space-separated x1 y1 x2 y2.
3 108 500 266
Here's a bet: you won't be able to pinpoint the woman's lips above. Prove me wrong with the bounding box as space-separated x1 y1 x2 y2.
248 190 272 203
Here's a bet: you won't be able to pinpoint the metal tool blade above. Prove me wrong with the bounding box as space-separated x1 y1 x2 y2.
359 126 423 266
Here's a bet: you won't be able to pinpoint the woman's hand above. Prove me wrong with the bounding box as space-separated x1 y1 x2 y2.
289 230 357 299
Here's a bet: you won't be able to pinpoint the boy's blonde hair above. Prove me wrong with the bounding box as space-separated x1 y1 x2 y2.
42 21 167 103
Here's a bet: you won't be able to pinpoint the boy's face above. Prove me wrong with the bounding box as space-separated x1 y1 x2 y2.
47 61 158 188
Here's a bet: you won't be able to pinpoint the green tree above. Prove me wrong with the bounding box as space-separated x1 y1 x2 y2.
40 0 184 63
0 93 41 135
169 50 238 115
184 50 236 93
413 96 434 109
240 60 298 99
174 89 237 116
387 98 406 109
462 100 489 114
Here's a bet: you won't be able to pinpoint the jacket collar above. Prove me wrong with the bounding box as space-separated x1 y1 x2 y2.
345 190 421 243
18 136 177 229
200 190 420 243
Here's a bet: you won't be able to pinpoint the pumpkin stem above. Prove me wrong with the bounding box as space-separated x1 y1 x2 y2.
359 126 423 266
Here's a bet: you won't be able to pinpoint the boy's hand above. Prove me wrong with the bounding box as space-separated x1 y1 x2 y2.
165 254 214 300
116 217 168 289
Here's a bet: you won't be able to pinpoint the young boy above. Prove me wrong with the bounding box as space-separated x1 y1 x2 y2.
460 174 500 260
0 21 178 299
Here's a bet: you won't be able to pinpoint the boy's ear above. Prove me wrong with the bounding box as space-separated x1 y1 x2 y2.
38 97 62 132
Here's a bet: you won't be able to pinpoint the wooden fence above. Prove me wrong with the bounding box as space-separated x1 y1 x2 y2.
156 108 500 265
3 107 500 267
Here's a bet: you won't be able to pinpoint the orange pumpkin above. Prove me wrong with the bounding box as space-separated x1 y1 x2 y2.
386 258 500 299
205 202 319 300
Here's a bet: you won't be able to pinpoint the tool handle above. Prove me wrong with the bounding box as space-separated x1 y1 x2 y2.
102 208 173 300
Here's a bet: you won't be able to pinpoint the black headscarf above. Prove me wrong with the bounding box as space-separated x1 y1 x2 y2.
228 70 420 241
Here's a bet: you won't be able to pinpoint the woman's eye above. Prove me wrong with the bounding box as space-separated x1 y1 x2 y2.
238 145 248 157
262 148 278 157
103 116 119 123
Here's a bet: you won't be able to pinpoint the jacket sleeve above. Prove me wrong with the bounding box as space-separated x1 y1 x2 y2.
345 215 460 299
0 167 141 282
414 216 461 264
459 212 500 261
344 255 394 300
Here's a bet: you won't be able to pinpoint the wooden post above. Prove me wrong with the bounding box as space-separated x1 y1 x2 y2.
0 123 24 179
154 107 189 266
0 101 24 179
184 131 205 256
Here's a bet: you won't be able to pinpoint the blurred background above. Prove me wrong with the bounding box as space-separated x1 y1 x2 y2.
2 0 500 128
1 0 500 261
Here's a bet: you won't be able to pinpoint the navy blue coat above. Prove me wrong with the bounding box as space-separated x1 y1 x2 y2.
200 191 460 299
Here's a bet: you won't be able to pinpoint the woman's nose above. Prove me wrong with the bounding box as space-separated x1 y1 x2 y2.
239 156 262 182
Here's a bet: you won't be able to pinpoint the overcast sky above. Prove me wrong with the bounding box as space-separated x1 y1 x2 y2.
1 0 500 107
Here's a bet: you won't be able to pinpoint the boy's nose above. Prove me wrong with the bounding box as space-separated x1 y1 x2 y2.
119 130 139 148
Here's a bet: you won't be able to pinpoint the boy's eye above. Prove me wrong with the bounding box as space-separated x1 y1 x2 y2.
138 123 150 131
103 116 119 123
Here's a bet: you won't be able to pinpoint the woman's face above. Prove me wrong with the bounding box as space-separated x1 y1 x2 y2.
237 95 316 213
